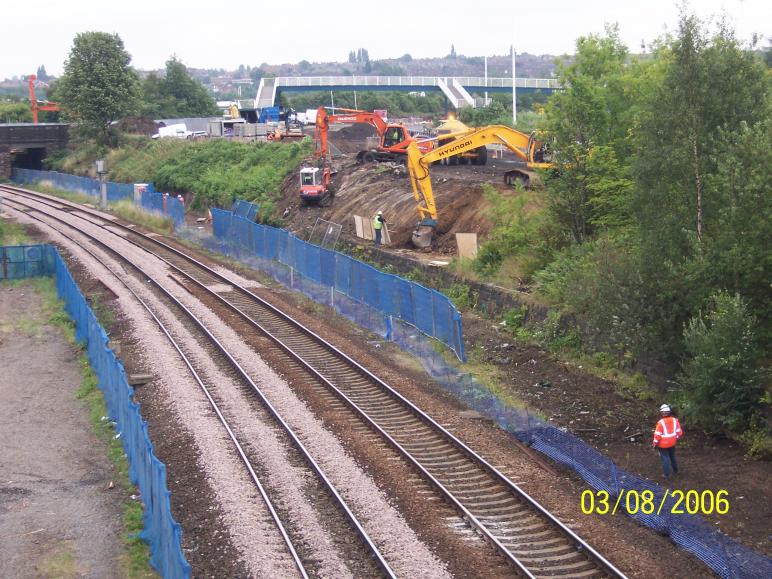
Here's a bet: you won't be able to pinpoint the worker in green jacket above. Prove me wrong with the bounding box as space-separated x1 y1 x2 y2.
372 210 385 245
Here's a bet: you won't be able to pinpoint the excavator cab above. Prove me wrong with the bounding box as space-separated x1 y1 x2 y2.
299 165 334 206
382 126 407 148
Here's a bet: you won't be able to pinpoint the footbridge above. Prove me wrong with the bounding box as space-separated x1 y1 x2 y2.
0 123 69 179
255 76 561 110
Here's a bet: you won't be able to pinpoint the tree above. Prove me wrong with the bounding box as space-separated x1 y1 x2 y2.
141 57 218 118
678 291 764 436
36 65 49 81
58 32 139 141
543 25 638 243
633 15 768 263
449 44 457 59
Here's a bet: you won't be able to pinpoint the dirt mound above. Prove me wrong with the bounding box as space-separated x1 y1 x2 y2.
327 124 377 154
115 116 159 136
336 123 377 140
274 158 521 252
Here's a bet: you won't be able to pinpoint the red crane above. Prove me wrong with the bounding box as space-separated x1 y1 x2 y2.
28 74 60 124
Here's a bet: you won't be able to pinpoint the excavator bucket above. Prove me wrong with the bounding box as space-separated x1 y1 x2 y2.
411 224 434 248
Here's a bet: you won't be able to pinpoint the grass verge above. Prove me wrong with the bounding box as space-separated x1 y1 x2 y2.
110 200 173 234
0 217 31 245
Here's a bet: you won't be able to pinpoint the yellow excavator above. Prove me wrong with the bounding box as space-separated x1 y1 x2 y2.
406 125 553 248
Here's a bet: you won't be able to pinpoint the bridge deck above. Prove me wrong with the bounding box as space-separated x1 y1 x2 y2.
257 76 560 109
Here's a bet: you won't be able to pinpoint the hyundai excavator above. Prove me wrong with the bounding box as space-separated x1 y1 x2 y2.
406 125 553 248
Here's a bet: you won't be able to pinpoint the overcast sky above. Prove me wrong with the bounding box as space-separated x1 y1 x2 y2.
3 0 768 79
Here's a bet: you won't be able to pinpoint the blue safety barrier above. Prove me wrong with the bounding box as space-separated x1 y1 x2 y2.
12 168 134 202
139 190 185 228
231 199 260 221
1 244 191 578
207 208 466 361
0 244 56 279
11 169 184 228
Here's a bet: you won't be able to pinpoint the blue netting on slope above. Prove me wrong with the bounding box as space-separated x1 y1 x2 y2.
179 217 772 578
31 245 190 579
201 208 465 361
388 320 772 579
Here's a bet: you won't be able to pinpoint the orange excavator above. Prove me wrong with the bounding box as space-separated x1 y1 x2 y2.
28 74 60 124
314 106 436 163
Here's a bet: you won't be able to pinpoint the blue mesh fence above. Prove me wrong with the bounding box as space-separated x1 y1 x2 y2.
139 191 185 228
12 168 134 202
231 199 260 221
388 320 772 579
2 244 191 578
0 244 56 279
203 208 465 361
11 169 184 228
179 216 772 578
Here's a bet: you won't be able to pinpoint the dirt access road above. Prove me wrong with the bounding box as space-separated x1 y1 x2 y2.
0 281 127 579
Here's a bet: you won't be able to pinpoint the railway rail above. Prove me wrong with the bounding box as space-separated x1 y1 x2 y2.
2 184 626 578
1 187 393 578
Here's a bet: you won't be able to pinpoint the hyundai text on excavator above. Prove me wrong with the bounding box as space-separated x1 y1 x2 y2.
406 125 553 248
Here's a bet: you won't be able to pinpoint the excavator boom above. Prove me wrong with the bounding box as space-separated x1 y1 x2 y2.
407 125 552 248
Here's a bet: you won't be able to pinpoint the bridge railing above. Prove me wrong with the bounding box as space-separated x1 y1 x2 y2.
274 76 561 90
454 77 561 89
277 76 441 88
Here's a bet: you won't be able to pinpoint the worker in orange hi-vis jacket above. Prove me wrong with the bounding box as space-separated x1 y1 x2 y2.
652 403 683 479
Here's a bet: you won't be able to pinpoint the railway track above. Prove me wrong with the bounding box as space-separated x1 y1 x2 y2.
2 184 626 578
1 188 393 578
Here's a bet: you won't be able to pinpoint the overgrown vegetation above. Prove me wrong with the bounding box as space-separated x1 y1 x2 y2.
47 137 311 215
0 217 30 245
111 200 174 234
468 15 771 452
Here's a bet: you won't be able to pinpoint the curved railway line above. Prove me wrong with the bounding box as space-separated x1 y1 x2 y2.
1 184 626 578
1 187 392 579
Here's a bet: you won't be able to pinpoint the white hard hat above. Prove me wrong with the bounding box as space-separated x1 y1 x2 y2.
377 210 383 215
659 404 671 413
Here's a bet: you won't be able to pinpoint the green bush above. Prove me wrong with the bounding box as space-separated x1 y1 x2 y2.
445 284 478 310
677 291 767 437
503 306 527 329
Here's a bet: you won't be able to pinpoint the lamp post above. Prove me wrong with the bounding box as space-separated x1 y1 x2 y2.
511 45 517 126
96 159 107 209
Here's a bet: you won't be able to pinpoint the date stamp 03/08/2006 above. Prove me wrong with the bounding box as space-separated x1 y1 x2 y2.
580 489 730 516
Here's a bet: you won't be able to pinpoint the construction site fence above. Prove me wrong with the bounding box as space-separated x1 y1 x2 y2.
207 208 466 361
11 168 184 228
1 243 191 578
